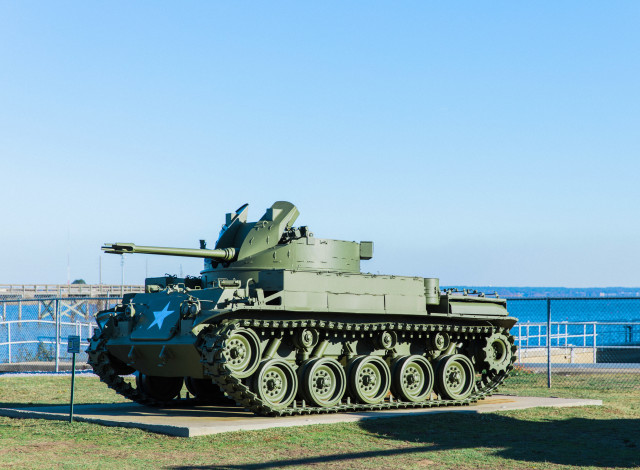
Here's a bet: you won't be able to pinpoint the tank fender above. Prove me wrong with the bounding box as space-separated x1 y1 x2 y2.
192 308 232 330
192 283 269 328
191 281 251 327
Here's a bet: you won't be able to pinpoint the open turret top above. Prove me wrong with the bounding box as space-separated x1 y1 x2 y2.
204 201 373 277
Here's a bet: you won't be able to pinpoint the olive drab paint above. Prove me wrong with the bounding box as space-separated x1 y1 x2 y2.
88 201 517 416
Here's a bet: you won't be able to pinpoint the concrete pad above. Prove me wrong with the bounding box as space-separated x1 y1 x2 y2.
0 395 601 438
0 362 92 373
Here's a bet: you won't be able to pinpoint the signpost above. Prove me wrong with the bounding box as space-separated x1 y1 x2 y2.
67 335 80 423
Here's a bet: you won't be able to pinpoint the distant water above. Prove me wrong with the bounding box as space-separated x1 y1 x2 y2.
507 298 640 347
507 298 640 322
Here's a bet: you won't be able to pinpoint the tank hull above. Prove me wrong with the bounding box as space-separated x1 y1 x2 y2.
89 272 517 415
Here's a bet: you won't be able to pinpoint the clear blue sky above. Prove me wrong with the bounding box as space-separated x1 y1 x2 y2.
1 2 639 287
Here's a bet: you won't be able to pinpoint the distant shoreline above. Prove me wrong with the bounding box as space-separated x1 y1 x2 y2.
446 286 640 298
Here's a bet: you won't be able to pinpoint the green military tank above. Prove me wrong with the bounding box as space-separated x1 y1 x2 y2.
88 201 517 416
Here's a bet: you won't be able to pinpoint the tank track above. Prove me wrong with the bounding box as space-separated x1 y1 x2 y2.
87 319 516 414
88 327 230 407
87 331 174 407
198 319 517 417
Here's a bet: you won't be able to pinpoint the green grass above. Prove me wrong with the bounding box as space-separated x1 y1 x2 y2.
1 373 639 469
0 375 132 407
502 366 640 400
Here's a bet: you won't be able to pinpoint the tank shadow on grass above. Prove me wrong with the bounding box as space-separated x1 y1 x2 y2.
171 412 640 469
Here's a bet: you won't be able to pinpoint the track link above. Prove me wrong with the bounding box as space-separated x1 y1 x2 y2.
87 331 177 407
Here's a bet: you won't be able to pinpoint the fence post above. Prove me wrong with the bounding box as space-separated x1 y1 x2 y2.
517 324 522 362
592 323 597 364
547 298 551 389
8 321 11 364
55 299 60 373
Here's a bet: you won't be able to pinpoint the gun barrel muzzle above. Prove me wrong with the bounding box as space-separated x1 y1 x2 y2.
101 243 236 261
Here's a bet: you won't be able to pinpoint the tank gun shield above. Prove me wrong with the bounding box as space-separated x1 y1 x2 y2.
217 203 249 247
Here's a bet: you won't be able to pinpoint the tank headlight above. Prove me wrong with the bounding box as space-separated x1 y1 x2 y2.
180 303 189 315
189 304 198 316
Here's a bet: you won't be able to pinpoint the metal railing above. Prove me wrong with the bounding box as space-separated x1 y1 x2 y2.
0 284 143 299
516 321 598 348
514 321 640 364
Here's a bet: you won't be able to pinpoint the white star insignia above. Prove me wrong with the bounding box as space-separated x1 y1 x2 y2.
147 302 175 330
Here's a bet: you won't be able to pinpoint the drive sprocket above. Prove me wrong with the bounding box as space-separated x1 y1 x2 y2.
482 331 516 373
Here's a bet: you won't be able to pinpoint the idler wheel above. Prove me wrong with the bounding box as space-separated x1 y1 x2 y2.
300 358 346 407
221 328 261 379
184 377 234 405
136 374 183 402
347 356 391 404
251 359 298 410
391 355 434 402
482 332 514 373
435 354 475 400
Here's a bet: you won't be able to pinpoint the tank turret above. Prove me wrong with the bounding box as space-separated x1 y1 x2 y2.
103 201 374 287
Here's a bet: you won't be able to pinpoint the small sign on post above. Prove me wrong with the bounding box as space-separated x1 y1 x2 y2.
67 335 80 423
68 336 80 354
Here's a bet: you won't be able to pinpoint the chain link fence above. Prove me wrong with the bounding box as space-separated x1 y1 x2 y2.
508 298 640 390
0 297 121 372
1 296 639 392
